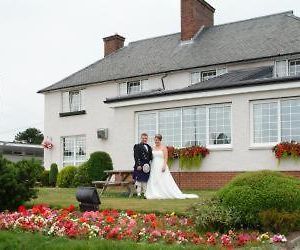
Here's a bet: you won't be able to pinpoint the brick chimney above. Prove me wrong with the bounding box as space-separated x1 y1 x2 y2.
103 34 125 57
181 0 215 41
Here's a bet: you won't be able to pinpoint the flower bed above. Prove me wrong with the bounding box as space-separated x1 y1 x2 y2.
0 204 287 248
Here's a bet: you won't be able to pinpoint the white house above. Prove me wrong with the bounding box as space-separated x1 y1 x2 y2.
38 0 300 189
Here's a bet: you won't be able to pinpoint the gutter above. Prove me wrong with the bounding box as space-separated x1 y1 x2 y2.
104 75 300 104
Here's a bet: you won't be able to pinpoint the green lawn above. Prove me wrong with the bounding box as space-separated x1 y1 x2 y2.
27 188 215 214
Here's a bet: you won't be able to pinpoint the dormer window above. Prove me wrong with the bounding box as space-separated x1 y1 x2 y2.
128 81 142 94
190 68 227 85
201 70 216 81
119 79 150 96
289 59 300 76
275 59 300 77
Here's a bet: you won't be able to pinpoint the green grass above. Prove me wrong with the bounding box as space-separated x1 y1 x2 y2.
0 231 273 250
27 188 215 214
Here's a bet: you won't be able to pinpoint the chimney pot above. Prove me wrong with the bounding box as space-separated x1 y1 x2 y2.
103 34 125 57
181 0 215 41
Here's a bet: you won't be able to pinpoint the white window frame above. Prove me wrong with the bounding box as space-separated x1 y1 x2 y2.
61 90 83 113
201 70 217 82
289 59 300 76
274 60 288 78
61 135 86 166
190 72 201 85
119 80 151 96
250 97 300 148
190 68 227 85
135 103 232 150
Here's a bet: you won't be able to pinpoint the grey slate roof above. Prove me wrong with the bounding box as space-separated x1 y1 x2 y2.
104 66 300 103
38 11 300 93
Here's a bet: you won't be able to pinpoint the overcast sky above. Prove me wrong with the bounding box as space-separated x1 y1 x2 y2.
0 0 299 141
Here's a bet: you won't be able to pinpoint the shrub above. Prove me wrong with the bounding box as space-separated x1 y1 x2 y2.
40 170 50 187
0 156 41 211
49 163 59 187
259 209 300 234
73 163 92 187
87 151 113 181
57 166 78 188
189 197 241 233
217 170 300 228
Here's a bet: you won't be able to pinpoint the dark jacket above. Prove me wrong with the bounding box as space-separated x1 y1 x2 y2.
133 143 153 182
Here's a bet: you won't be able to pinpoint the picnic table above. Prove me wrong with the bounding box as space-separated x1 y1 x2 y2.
92 170 135 197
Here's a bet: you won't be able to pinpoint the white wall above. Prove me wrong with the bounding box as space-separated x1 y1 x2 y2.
108 87 300 172
43 60 299 172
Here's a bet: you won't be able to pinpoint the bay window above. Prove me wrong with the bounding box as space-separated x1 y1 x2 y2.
251 97 300 145
136 103 232 148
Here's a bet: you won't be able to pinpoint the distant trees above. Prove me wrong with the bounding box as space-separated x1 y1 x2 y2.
15 128 43 145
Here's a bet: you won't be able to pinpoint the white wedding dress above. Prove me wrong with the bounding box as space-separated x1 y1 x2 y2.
145 150 199 199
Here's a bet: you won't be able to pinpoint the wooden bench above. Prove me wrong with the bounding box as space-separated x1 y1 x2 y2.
93 170 135 197
92 181 132 188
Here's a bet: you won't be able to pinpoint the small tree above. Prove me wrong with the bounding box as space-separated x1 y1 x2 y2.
87 151 113 181
49 163 59 187
73 163 92 187
0 156 42 211
15 127 43 145
57 166 78 188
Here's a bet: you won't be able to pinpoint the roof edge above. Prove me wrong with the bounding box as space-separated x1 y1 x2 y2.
38 51 300 94
104 75 300 104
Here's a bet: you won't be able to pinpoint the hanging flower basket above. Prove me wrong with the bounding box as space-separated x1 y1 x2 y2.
167 146 209 170
272 141 300 161
42 139 54 150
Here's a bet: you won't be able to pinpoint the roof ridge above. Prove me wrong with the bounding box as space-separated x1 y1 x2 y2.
128 11 294 45
212 11 294 28
128 33 180 45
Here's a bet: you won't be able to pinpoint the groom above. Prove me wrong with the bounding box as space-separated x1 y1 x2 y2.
133 133 153 198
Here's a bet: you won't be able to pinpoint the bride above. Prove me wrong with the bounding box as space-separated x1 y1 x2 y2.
145 134 199 200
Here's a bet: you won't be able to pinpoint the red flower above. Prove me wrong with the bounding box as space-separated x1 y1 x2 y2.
126 210 135 216
66 204 75 212
18 205 28 215
106 216 115 224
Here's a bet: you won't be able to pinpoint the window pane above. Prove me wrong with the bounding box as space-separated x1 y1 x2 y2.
182 107 206 146
209 105 231 145
69 91 81 112
201 70 217 81
119 83 127 96
275 60 288 77
253 102 278 143
128 81 141 94
159 109 182 147
289 60 300 76
281 98 300 142
137 113 157 145
191 72 201 84
63 135 86 166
